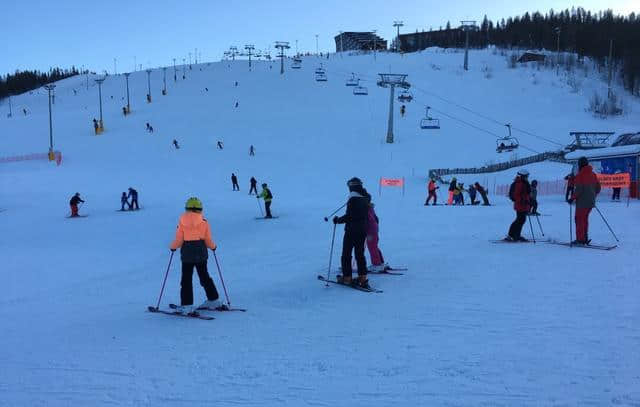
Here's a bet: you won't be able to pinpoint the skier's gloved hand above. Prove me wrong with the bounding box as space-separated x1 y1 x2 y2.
567 198 574 205
170 249 176 252
332 216 339 224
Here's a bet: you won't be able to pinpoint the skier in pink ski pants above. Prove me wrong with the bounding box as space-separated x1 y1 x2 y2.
366 200 386 272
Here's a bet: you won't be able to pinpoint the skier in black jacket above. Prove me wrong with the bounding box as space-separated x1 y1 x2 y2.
127 187 139 210
231 173 239 191
249 177 258 195
333 177 370 288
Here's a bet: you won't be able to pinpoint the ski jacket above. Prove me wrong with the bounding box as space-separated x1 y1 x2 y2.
530 187 538 201
70 196 84 205
121 194 128 203
250 178 257 185
448 180 457 192
509 176 531 212
572 165 601 209
231 175 238 183
468 186 477 199
128 189 138 199
428 180 437 192
259 188 273 202
170 211 217 263
335 191 368 234
366 206 379 236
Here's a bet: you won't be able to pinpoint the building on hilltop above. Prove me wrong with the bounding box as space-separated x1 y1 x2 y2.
335 32 387 52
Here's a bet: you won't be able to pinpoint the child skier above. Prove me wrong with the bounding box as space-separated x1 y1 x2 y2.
69 193 85 217
169 197 221 314
468 183 478 205
365 193 387 272
447 177 457 205
258 183 273 218
529 180 539 215
333 177 370 288
120 192 129 211
425 178 438 205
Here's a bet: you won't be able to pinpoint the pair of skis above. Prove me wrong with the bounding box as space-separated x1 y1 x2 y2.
318 266 408 293
490 238 616 251
147 303 246 320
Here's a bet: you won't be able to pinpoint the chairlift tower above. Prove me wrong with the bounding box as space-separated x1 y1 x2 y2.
377 74 410 143
275 41 290 75
245 45 255 69
393 21 404 52
173 58 177 82
230 46 238 61
162 67 167 95
94 78 105 130
7 95 12 117
124 72 131 113
44 84 56 157
146 69 152 103
554 27 561 76
460 20 477 71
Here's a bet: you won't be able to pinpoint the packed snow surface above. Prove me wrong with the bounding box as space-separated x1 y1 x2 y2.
1 48 639 406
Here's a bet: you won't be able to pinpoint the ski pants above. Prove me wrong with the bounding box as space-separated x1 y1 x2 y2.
180 262 219 306
530 199 538 214
341 231 367 278
70 204 79 216
426 190 437 205
366 234 383 266
232 182 239 191
508 211 528 239
121 201 128 210
447 191 454 205
130 198 139 210
575 207 592 242
249 185 257 195
265 201 272 217
480 192 489 205
469 193 477 205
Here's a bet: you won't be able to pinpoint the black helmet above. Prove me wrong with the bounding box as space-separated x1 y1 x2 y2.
347 177 362 187
578 156 588 169
262 183 267 187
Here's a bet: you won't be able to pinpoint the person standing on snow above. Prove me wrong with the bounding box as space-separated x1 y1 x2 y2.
564 172 575 203
231 173 240 191
258 183 273 218
447 177 457 205
333 177 370 288
569 157 601 245
69 192 85 217
529 180 539 215
468 183 478 205
364 191 387 272
172 139 180 149
249 145 255 156
120 192 129 211
506 170 531 241
128 187 139 210
475 182 490 206
169 197 221 314
425 178 438 205
249 177 258 195
400 104 406 117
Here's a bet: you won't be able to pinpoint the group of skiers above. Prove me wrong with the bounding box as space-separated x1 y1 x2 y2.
428 177 490 206
120 188 140 211
506 156 600 244
332 177 388 289
230 174 273 218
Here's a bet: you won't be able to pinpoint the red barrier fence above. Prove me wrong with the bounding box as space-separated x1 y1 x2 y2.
0 151 62 166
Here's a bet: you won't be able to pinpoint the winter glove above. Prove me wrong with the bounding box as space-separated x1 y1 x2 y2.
170 249 176 252
567 198 574 205
332 216 339 224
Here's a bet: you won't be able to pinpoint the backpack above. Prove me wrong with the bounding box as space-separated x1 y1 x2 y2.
508 181 516 202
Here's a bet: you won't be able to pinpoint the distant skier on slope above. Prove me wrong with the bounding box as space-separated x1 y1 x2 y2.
257 183 273 218
231 173 240 191
120 192 129 211
475 182 490 206
468 183 478 205
425 177 438 205
400 104 406 117
505 170 531 241
172 139 180 149
128 187 139 210
447 177 457 205
169 197 221 314
569 157 601 245
217 141 224 150
333 177 370 288
69 192 85 217
249 177 258 195
249 145 255 156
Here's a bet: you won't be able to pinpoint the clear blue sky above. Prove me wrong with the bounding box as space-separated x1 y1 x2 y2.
2 0 636 76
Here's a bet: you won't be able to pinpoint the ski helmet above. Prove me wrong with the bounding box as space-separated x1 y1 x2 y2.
185 197 203 211
262 183 267 187
347 177 362 187
517 169 529 177
578 156 589 169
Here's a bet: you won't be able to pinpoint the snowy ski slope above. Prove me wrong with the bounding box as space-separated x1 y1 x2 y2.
1 48 639 406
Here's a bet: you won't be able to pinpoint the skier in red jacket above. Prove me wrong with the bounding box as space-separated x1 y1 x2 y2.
425 178 438 205
569 157 601 244
505 170 531 241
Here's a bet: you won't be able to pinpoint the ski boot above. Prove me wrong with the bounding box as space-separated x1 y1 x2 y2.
356 275 371 289
336 274 352 285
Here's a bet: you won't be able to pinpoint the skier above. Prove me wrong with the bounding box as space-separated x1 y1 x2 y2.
169 197 221 314
505 169 531 241
425 178 438 205
172 139 180 149
249 177 258 195
146 122 151 132
234 101 239 108
93 118 99 134
529 180 539 215
122 106 127 116
564 172 575 203
128 187 139 210
149 125 154 133
475 182 490 205
612 170 621 201
468 183 478 205
365 193 387 272
569 157 601 245
231 173 239 191
120 192 129 211
333 177 370 288
69 192 85 217
249 145 255 156
447 177 457 205
217 141 224 150
258 183 273 218
400 104 406 117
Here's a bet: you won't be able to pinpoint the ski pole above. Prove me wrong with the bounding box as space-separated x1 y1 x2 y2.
569 202 573 247
535 214 545 236
256 197 264 216
323 202 346 222
527 212 536 244
153 251 174 311
212 250 231 306
325 223 337 286
594 206 619 242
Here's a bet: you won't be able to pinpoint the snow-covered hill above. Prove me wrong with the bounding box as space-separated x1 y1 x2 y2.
1 48 639 406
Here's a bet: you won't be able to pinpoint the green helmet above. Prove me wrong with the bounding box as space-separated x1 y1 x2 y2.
185 197 203 211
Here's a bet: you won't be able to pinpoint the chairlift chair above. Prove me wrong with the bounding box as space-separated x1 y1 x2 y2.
346 73 359 87
398 90 413 103
420 107 440 129
496 124 519 153
315 72 327 82
353 86 368 95
292 60 301 69
315 63 325 75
